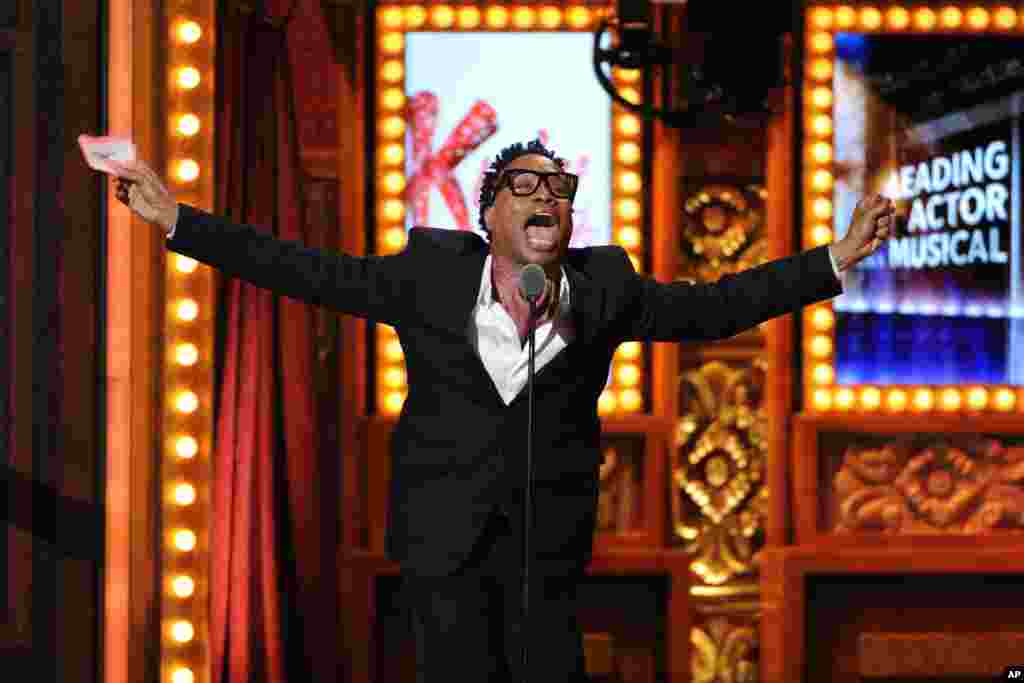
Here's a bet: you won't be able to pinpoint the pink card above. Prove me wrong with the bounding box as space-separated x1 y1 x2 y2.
77 134 136 175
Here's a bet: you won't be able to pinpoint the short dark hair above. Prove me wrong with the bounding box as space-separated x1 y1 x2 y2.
477 138 568 235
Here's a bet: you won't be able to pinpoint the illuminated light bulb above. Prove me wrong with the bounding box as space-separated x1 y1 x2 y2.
175 159 199 183
430 5 455 28
174 255 198 274
994 7 1017 30
173 529 197 552
810 32 834 54
813 363 834 385
966 386 988 410
171 575 195 598
617 199 641 221
811 307 834 331
912 388 934 412
383 227 406 251
379 6 404 29
384 391 405 414
597 390 617 415
485 6 509 28
813 198 832 220
620 87 640 105
382 172 406 194
176 298 199 322
404 6 427 28
940 6 963 28
175 436 198 460
618 171 641 193
176 113 200 137
175 343 199 367
810 7 833 29
835 6 857 28
835 387 855 411
995 388 1016 411
886 6 910 29
966 6 989 29
618 388 642 412
813 388 833 410
382 199 405 221
175 391 199 414
170 620 194 643
859 7 883 30
811 87 832 108
380 60 404 82
810 58 833 81
539 6 562 28
812 169 833 191
887 389 908 412
384 339 404 362
172 482 197 506
566 6 592 28
176 67 201 90
860 386 881 410
512 6 536 29
381 88 405 111
914 7 937 29
176 20 202 44
616 364 641 387
629 255 642 272
617 142 641 164
617 226 640 249
811 115 832 137
617 114 641 136
457 6 481 29
380 116 405 138
383 366 407 389
811 142 832 163
940 388 962 411
811 224 833 245
382 143 405 165
618 341 641 360
380 33 404 54
616 68 640 84
809 335 832 358
171 668 195 683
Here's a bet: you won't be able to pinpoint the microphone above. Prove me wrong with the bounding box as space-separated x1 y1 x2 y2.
518 263 547 305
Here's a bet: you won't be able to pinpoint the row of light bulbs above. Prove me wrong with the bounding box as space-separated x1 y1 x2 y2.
378 4 606 31
808 4 1022 32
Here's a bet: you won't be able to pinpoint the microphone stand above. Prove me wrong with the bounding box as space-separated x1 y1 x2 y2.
521 298 539 683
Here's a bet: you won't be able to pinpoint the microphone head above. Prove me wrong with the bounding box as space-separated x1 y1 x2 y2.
518 264 547 303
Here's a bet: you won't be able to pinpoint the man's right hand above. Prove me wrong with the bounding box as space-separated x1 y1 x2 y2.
109 159 179 234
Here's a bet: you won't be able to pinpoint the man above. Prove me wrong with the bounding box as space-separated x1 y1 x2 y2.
107 139 894 682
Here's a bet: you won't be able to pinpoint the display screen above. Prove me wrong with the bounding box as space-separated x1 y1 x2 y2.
404 32 612 247
831 33 1024 385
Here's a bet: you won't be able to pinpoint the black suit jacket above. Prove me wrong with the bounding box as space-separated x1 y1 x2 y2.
168 203 842 577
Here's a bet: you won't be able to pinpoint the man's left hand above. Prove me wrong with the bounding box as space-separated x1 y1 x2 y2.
831 194 896 272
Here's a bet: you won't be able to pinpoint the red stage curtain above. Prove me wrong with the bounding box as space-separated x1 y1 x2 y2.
209 2 338 682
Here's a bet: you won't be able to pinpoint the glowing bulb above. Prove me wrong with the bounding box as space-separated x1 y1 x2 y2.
172 482 197 506
380 60 404 83
430 5 455 28
886 6 910 29
485 6 509 28
809 335 832 358
617 142 641 164
384 367 407 389
176 298 199 321
859 7 882 29
170 620 194 643
175 343 199 366
566 6 591 29
383 227 406 251
810 59 833 81
539 6 562 29
616 364 641 387
175 436 199 460
810 8 833 29
175 255 198 274
811 224 833 245
381 199 405 222
616 68 640 84
385 391 405 414
966 7 989 29
173 529 197 552
811 142 832 163
457 6 481 28
940 6 963 28
994 7 1018 30
966 386 988 410
810 33 834 54
617 199 641 221
813 198 832 219
404 6 427 28
812 115 833 136
384 339 404 362
175 391 198 414
811 307 834 331
618 341 641 360
171 668 195 683
887 389 908 411
618 171 641 193
811 87 832 109
175 159 199 183
382 143 405 166
379 6 403 29
617 226 640 249
813 388 833 410
940 388 962 411
512 6 536 29
598 390 617 415
380 116 405 138
381 88 405 111
620 87 640 105
629 255 642 272
176 114 200 137
995 388 1016 411
813 363 833 384
618 388 642 412
382 172 406 194
835 6 857 28
835 387 855 410
914 8 937 29
176 67 201 90
860 386 881 410
171 575 195 598
617 114 641 136
380 33 404 54
176 20 202 44
912 389 934 412
812 169 833 191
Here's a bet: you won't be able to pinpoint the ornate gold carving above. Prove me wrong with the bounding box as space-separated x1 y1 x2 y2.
832 437 1024 534
674 360 768 584
680 184 768 282
692 618 759 683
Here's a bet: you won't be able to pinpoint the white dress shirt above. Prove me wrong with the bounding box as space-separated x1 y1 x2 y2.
469 255 575 405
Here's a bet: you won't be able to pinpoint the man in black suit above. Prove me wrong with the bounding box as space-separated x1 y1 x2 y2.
108 139 893 682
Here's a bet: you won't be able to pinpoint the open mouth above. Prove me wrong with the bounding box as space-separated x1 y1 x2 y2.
524 213 559 250
525 213 556 228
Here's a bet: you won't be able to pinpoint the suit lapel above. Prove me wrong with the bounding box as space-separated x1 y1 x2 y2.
563 258 605 349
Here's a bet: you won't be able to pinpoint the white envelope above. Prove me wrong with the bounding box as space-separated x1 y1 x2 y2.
77 134 136 175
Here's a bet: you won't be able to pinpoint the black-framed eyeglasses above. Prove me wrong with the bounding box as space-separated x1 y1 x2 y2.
498 169 579 200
